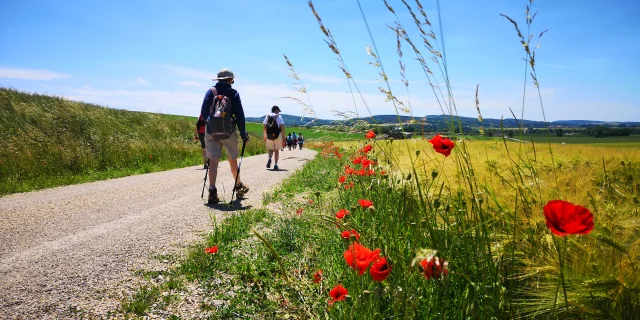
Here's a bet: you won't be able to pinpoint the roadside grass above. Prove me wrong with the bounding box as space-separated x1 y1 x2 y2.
0 88 264 196
119 137 640 318
117 206 326 319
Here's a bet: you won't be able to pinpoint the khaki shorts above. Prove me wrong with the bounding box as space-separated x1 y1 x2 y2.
265 134 283 151
205 132 239 160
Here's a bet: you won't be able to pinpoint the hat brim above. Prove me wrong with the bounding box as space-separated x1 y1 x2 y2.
214 77 233 80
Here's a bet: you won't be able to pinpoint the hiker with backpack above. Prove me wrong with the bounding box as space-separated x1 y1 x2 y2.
263 106 286 170
286 133 293 151
297 134 305 150
200 68 250 205
194 115 208 169
291 132 297 150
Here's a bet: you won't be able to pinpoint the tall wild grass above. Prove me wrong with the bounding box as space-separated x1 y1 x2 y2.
267 0 640 318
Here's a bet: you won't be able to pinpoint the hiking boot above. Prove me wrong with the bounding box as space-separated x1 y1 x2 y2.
207 188 220 205
234 182 249 198
266 158 272 168
274 164 279 171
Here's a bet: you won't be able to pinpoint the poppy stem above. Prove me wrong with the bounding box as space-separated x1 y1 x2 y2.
561 237 569 308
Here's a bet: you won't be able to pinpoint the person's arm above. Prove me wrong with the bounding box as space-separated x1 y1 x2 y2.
263 115 268 141
278 115 285 139
232 91 247 139
200 90 212 122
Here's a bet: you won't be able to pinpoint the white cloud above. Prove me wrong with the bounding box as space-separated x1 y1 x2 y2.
49 80 637 122
135 77 150 86
64 88 205 115
178 80 204 87
0 67 71 80
58 79 553 122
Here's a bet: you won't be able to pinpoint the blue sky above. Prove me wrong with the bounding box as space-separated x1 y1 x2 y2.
1 0 638 121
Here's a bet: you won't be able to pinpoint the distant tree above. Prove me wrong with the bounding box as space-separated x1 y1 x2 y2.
506 130 515 138
485 128 496 137
555 128 564 137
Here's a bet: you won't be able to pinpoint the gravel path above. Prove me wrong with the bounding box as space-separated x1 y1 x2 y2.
0 148 316 319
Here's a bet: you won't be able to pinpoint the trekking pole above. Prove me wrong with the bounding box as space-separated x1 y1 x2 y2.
201 161 209 198
229 139 248 205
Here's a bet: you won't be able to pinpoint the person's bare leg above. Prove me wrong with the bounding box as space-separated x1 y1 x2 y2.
274 149 280 165
228 158 240 185
208 158 219 187
201 148 207 164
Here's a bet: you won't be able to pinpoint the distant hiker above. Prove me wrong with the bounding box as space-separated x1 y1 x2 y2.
200 68 250 205
291 132 297 150
195 115 208 169
263 105 286 170
297 134 304 150
286 133 293 151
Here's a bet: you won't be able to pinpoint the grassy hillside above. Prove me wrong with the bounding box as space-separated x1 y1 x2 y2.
0 88 264 196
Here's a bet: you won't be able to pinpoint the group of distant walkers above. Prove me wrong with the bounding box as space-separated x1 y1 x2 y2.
193 68 305 205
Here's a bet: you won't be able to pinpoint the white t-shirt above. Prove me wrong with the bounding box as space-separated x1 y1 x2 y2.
263 113 284 126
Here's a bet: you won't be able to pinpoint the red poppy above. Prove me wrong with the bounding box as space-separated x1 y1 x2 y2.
358 199 374 209
329 284 348 304
380 170 387 175
341 229 360 240
362 145 373 153
428 134 455 157
149 155 153 159
344 182 354 190
366 130 376 139
339 176 347 184
370 257 391 281
345 166 355 175
420 256 448 280
361 158 374 168
543 200 594 236
296 208 304 216
42 161 46 166
313 269 323 283
367 169 376 176
335 209 350 219
344 243 380 275
204 246 219 254
308 199 314 204
353 156 364 165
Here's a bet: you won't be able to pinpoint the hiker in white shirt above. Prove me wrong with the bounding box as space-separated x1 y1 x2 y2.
262 106 286 170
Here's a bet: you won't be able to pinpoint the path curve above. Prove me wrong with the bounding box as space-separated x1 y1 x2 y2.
0 148 316 319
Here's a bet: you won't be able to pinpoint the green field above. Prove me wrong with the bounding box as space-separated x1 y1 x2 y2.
484 133 640 148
